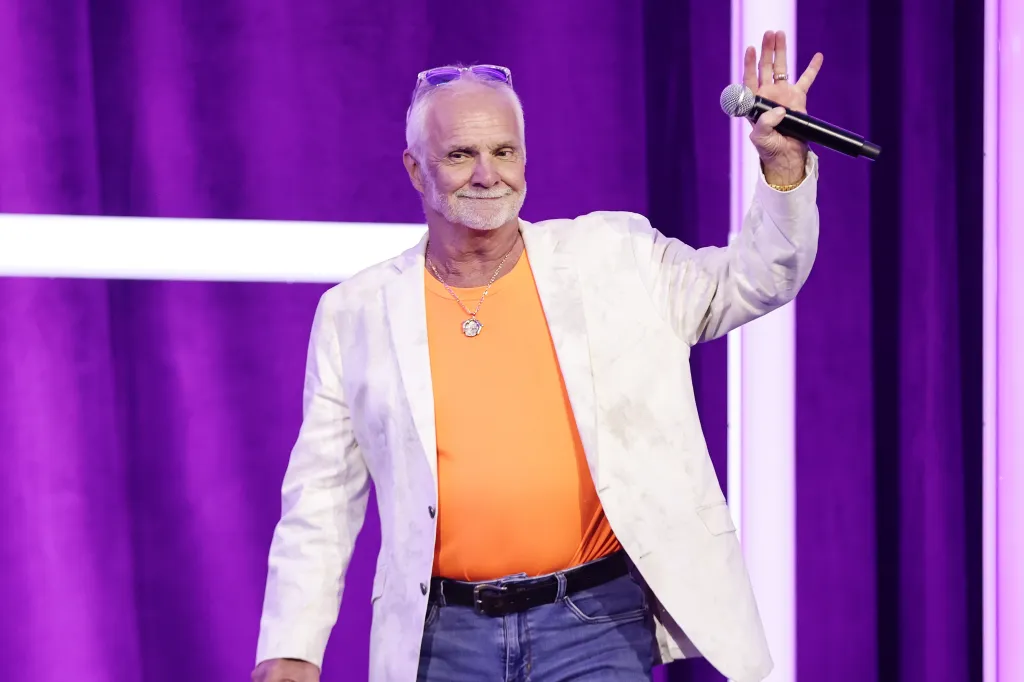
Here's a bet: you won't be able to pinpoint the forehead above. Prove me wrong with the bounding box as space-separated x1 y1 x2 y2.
422 84 521 147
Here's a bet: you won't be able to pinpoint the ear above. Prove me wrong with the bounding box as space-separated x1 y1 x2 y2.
403 149 425 194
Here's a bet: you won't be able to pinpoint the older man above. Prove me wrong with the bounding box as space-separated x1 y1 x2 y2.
254 30 822 682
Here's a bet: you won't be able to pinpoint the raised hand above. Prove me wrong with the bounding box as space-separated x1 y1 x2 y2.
744 30 824 186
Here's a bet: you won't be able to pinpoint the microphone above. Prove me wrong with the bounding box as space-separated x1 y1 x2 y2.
719 83 881 160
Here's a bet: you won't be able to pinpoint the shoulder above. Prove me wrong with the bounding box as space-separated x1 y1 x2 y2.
532 210 652 232
315 244 419 316
526 210 657 248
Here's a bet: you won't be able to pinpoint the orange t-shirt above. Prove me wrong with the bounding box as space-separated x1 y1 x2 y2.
425 249 621 581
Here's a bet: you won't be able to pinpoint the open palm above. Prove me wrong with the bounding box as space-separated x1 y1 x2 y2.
744 30 824 179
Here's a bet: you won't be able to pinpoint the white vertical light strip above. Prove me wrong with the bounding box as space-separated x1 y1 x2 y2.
982 0 998 679
729 1 798 679
996 1 1024 680
727 0 745 540
729 2 797 681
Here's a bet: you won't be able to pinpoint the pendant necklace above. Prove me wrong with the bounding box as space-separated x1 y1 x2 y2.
426 235 519 338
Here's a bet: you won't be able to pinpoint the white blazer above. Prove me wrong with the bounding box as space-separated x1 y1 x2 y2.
256 154 820 682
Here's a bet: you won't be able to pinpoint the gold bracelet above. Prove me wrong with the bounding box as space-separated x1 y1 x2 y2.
768 178 804 192
761 159 807 192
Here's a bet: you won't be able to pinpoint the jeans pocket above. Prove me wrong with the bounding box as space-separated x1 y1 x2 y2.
423 602 440 628
562 574 649 625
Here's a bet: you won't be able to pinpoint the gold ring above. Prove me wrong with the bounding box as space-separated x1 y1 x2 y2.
774 73 789 81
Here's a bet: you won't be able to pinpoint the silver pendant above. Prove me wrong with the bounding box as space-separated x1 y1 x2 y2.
462 319 483 337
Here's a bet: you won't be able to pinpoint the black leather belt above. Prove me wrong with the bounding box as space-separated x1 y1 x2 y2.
429 550 630 617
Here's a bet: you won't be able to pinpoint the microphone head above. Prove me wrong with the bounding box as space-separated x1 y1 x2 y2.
720 84 756 117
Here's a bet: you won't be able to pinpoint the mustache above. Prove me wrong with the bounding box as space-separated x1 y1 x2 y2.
454 188 515 199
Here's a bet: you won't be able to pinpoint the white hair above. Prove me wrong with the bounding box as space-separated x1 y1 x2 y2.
404 66 526 160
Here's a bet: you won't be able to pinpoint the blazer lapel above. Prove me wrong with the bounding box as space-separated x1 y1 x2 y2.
384 235 438 489
521 220 601 487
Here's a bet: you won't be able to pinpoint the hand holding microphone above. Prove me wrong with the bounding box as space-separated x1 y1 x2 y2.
726 30 880 171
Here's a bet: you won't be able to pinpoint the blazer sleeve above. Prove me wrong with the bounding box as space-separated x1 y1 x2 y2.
255 290 371 669
628 152 820 346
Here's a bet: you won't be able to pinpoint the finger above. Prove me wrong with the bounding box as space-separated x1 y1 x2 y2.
794 52 824 92
753 106 788 136
743 46 758 93
774 30 789 79
759 31 776 87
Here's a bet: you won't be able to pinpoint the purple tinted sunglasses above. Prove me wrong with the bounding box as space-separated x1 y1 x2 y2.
416 64 513 88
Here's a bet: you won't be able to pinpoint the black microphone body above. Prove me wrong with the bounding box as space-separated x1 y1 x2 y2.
719 84 881 160
748 95 880 160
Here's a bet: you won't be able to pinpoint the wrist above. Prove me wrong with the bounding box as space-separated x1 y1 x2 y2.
761 153 807 187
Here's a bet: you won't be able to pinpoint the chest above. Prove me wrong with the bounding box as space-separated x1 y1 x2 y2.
337 250 692 475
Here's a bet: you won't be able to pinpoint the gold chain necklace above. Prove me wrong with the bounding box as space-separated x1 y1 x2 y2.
426 235 519 337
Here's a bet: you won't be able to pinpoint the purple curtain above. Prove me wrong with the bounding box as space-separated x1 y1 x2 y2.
795 0 983 680
0 1 981 681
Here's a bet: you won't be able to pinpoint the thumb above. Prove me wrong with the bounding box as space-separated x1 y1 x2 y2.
754 106 788 135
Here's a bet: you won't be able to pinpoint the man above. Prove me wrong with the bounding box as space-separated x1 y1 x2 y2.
254 30 822 682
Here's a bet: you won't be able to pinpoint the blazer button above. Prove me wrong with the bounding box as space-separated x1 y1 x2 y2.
428 506 436 518
420 582 428 595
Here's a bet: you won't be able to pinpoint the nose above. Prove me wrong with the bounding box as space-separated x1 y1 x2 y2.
470 156 500 188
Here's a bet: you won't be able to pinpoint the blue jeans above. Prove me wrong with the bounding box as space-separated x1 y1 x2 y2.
417 564 658 681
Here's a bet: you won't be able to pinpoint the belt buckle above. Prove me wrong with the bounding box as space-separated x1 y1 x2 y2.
472 583 508 616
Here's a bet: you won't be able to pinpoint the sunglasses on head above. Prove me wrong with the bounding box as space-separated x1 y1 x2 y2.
416 64 513 88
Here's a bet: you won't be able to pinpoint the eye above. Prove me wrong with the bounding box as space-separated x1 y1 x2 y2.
448 151 469 161
496 148 515 158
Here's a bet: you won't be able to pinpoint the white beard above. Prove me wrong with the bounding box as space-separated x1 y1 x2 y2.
425 176 526 231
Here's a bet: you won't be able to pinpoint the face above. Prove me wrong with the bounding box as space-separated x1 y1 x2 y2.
405 84 526 231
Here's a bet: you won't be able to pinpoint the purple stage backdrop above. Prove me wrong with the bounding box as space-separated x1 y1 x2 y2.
0 1 982 681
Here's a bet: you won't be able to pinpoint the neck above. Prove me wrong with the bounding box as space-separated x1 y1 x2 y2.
425 214 522 287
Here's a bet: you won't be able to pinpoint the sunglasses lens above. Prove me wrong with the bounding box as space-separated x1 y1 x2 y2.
418 65 512 88
470 65 510 83
422 68 461 86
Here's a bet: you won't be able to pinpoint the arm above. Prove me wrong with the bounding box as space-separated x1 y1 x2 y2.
254 291 371 673
627 29 825 344
630 152 819 346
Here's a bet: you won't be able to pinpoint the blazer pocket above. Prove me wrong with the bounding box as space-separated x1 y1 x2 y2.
697 502 737 536
371 564 387 602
